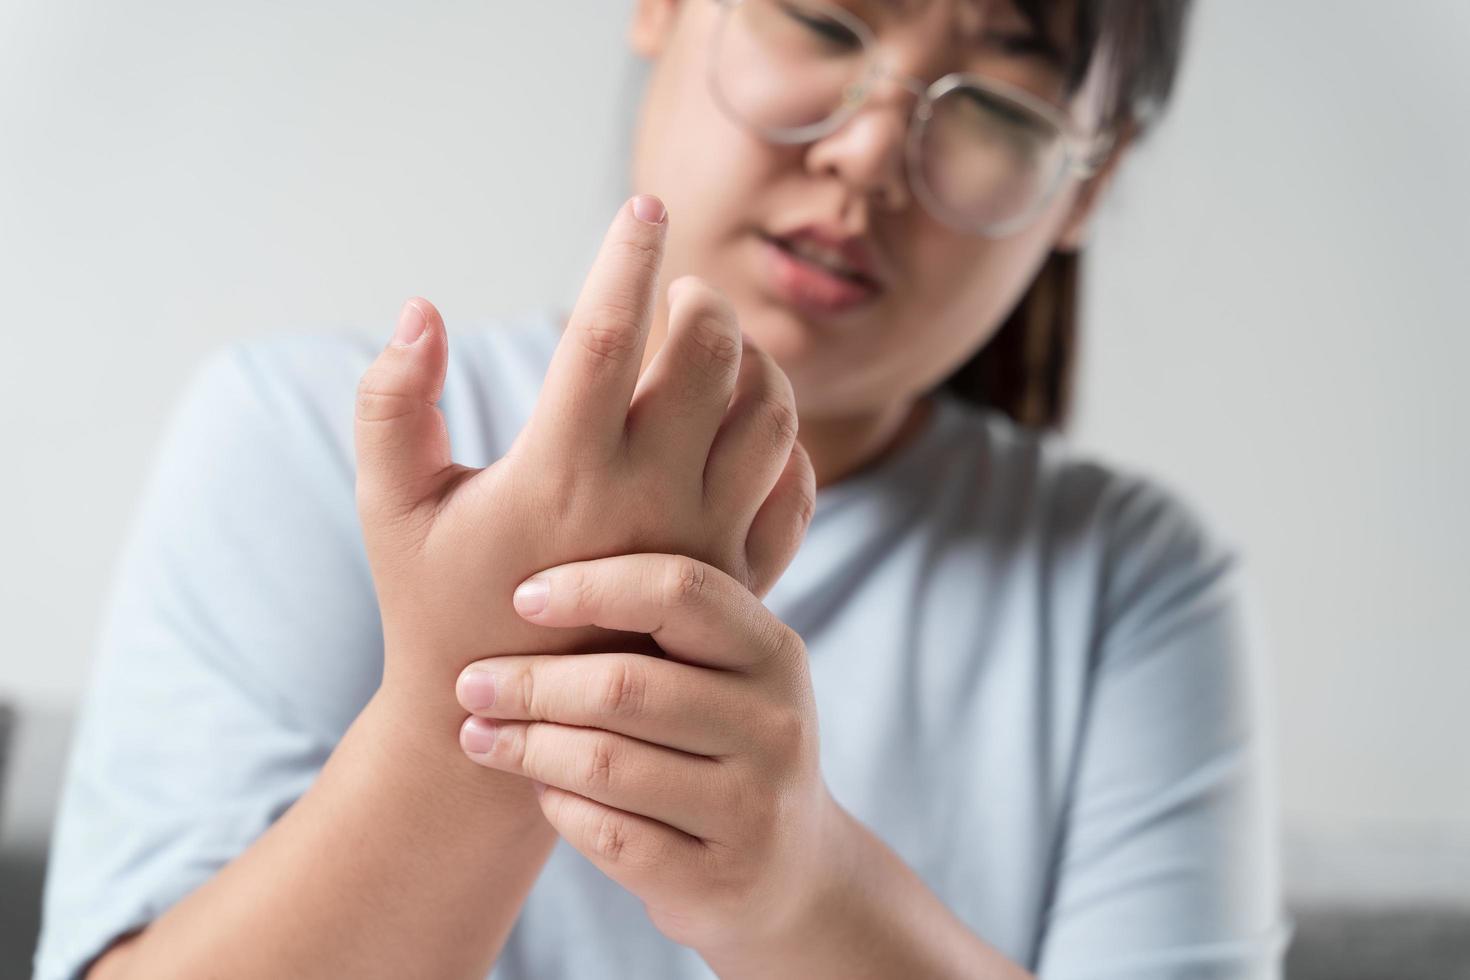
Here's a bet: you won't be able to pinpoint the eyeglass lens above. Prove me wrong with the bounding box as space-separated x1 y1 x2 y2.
711 0 1070 233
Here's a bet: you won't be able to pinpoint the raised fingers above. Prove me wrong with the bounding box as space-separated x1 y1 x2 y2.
526 194 669 465
625 276 743 473
743 435 816 598
701 335 803 532
354 297 471 534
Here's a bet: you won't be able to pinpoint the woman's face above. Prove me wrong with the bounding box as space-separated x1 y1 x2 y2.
627 0 1123 419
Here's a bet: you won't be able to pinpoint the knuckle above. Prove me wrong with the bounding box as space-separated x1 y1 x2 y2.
576 311 642 366
496 722 529 770
766 704 809 764
754 617 798 670
591 806 633 864
583 732 623 794
685 316 742 378
660 555 708 609
793 481 817 528
570 568 602 614
789 443 817 524
354 373 419 424
596 658 647 720
524 724 569 780
757 391 800 452
673 282 741 364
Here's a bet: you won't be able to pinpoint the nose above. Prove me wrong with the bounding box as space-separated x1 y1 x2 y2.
802 63 930 219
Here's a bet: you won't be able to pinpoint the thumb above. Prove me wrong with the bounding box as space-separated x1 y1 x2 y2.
354 296 454 523
744 436 817 599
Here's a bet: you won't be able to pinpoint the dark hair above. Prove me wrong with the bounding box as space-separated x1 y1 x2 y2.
943 0 1196 429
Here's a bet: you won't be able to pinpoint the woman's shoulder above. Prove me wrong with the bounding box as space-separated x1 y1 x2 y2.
940 398 1243 620
209 304 564 407
187 306 565 468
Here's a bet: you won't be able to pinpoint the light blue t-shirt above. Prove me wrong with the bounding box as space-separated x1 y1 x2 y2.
36 308 1290 979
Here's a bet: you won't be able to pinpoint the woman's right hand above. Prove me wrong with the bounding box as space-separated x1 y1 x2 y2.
353 194 816 732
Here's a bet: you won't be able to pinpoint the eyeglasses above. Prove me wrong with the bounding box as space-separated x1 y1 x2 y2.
707 0 1114 238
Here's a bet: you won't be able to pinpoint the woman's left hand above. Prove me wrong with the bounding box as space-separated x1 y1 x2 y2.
453 551 850 955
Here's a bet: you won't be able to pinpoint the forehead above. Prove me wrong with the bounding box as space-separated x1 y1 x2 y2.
861 0 1071 44
862 0 1083 77
868 0 1037 17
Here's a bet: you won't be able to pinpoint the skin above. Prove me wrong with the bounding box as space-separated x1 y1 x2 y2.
89 1 1133 977
90 199 816 979
622 0 1128 490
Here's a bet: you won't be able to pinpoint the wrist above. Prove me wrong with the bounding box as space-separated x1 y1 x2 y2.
356 680 549 828
699 795 865 978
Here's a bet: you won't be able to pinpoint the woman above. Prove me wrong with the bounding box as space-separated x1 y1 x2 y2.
38 0 1288 977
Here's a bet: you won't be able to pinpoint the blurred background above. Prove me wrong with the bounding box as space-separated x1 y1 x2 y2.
1 0 1466 977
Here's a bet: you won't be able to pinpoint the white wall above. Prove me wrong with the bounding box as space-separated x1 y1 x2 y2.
3 0 1467 892
0 0 634 691
1073 0 1470 847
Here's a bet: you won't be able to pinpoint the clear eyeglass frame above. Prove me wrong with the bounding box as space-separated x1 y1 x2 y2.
706 0 1116 238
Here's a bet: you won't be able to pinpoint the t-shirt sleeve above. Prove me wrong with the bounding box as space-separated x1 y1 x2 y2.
1034 477 1293 980
33 336 387 980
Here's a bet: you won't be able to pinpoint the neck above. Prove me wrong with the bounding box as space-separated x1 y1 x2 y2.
799 395 936 491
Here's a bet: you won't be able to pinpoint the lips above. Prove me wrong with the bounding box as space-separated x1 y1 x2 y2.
766 224 887 289
757 232 883 318
764 236 876 289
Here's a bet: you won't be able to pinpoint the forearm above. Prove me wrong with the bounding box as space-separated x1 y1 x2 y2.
703 810 1033 980
89 685 555 980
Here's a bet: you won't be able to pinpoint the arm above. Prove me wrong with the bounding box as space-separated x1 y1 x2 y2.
40 341 556 980
53 194 800 980
90 690 555 980
704 808 1034 980
715 481 1287 980
1033 480 1291 979
437 478 1288 980
446 551 1036 980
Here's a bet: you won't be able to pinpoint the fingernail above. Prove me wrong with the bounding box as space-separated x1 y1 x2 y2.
391 299 427 347
632 194 666 225
513 576 550 617
456 670 497 712
460 717 499 755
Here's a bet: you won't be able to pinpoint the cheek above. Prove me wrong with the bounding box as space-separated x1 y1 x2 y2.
630 5 767 200
862 221 1059 390
913 175 1081 330
909 228 1052 335
630 27 783 258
